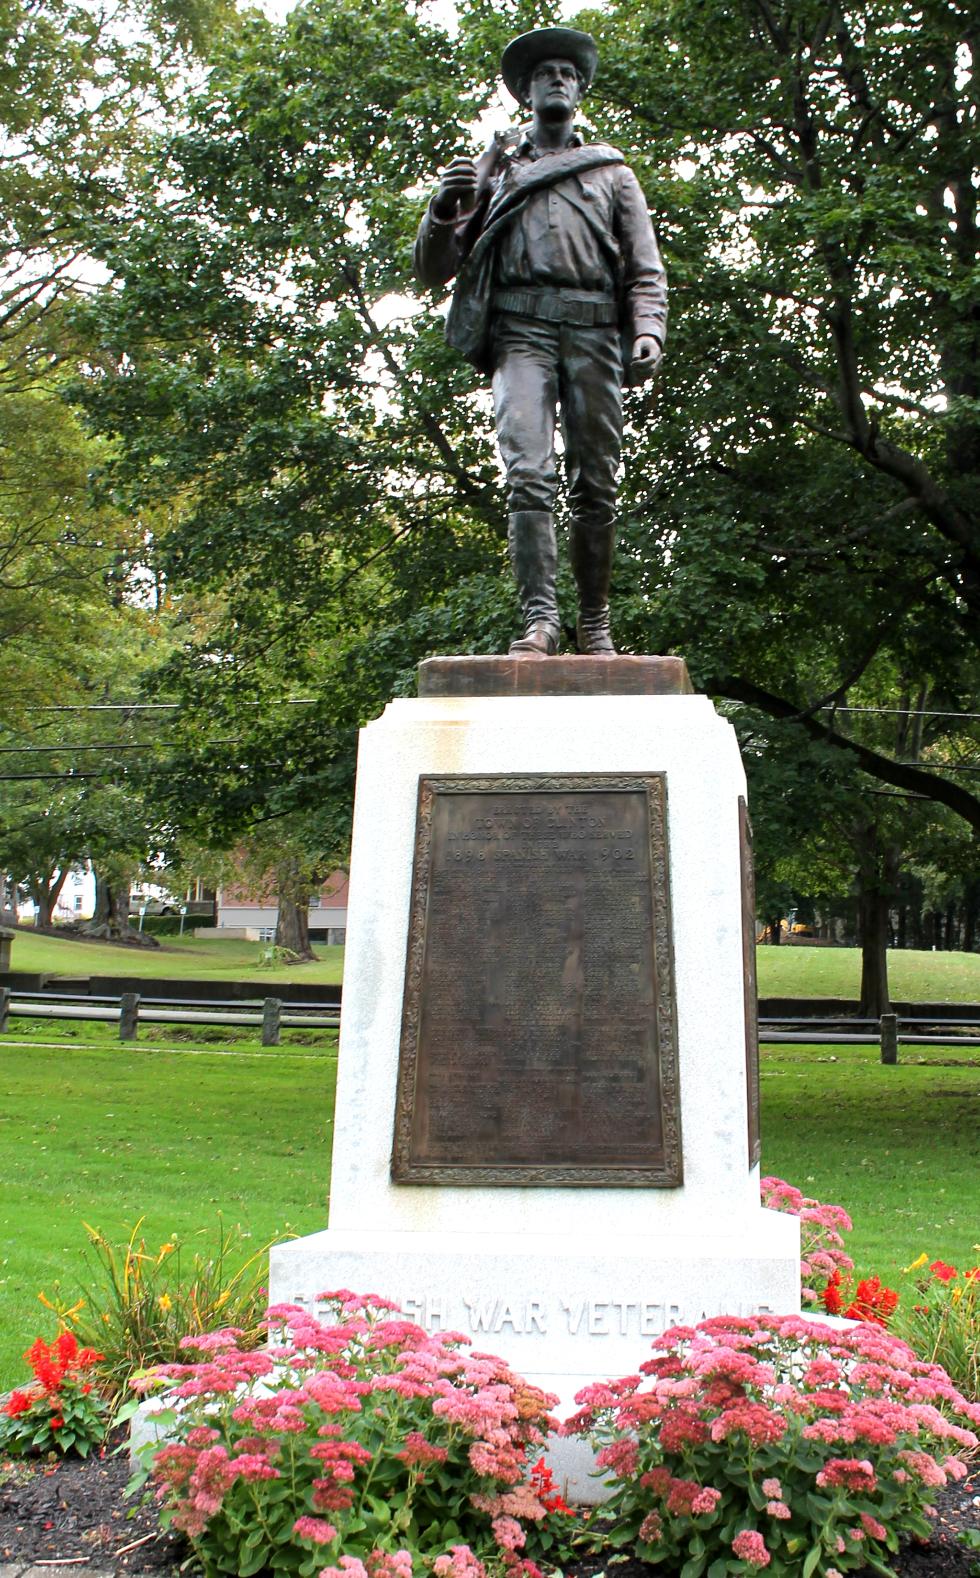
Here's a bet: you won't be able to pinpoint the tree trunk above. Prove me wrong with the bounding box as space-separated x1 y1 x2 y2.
31 868 68 928
766 913 782 944
964 884 978 954
0 873 16 926
82 866 158 946
856 833 895 1017
275 896 314 961
858 886 890 1015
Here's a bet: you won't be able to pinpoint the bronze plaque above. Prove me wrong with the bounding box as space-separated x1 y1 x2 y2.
739 796 762 1167
392 774 682 1187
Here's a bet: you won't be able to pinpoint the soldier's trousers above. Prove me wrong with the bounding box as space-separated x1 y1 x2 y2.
490 313 623 523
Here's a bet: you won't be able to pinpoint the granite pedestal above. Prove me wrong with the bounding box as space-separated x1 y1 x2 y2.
269 657 799 1498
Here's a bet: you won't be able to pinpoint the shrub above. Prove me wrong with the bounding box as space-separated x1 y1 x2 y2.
0 1331 107 1457
133 1293 565 1578
760 1176 854 1306
566 1312 980 1578
140 914 184 937
893 1254 980 1403
41 1218 278 1399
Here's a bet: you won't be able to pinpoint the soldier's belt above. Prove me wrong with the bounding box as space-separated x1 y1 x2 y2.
492 288 618 327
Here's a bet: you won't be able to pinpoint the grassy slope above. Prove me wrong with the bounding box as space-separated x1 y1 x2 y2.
5 931 344 985
6 930 979 1000
754 945 980 1002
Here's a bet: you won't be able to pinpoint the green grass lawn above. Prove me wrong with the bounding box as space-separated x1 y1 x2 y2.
0 1015 977 1388
6 930 978 1001
757 1041 980 1280
0 1029 338 1386
755 944 980 1002
5 929 344 985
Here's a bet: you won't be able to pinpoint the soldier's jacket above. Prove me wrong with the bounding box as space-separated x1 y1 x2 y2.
413 129 668 381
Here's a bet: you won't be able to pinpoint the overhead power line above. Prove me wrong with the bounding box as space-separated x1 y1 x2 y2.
0 740 240 754
820 706 980 719
0 771 118 782
17 700 319 712
728 702 980 721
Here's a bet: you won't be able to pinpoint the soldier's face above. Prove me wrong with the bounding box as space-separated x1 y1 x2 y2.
528 57 583 118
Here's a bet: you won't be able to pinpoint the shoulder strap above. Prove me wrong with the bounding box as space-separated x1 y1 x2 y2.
486 144 624 226
465 146 625 274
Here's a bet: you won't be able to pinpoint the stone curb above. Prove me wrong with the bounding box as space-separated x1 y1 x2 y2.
0 1568 183 1576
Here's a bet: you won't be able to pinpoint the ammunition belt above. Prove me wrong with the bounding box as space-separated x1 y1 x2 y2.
492 287 618 327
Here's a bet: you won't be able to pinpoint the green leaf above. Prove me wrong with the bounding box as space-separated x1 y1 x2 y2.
238 1542 274 1576
802 1544 823 1578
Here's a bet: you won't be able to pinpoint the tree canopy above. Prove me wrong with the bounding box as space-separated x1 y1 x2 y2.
56 0 977 970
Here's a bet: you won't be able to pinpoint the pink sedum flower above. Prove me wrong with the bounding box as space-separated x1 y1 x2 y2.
293 1516 338 1545
731 1529 771 1567
639 1510 663 1542
491 1516 525 1552
319 1559 369 1578
432 1546 487 1578
692 1487 722 1515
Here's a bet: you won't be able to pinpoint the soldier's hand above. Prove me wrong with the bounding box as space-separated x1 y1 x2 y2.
631 335 663 374
432 156 479 221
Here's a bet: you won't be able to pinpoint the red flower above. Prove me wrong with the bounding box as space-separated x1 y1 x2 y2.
847 1276 899 1326
55 1331 79 1366
529 1456 575 1515
930 1260 958 1283
4 1390 34 1418
823 1271 898 1326
822 1271 844 1315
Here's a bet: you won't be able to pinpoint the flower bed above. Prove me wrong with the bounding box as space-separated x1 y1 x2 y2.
567 1313 980 1577
130 1292 569 1578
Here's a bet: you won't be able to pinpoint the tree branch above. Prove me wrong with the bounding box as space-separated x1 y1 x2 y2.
337 259 499 524
717 674 980 831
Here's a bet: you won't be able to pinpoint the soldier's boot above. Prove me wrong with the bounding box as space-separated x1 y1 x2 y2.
570 515 617 655
507 510 561 657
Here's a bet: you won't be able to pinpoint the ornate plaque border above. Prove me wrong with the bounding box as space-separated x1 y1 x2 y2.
739 795 762 1167
391 773 683 1188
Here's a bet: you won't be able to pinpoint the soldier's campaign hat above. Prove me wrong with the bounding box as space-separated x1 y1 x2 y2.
500 28 599 104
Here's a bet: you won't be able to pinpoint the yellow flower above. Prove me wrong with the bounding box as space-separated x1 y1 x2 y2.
904 1253 929 1273
158 1293 173 1312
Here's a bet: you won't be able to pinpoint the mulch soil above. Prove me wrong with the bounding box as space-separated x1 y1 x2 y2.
0 1434 977 1576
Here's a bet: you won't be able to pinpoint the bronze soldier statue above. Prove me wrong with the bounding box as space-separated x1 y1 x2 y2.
414 27 667 657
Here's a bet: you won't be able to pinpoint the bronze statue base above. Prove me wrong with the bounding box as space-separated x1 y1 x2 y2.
418 653 692 698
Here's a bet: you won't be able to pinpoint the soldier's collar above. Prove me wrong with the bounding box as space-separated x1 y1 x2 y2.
516 125 585 159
